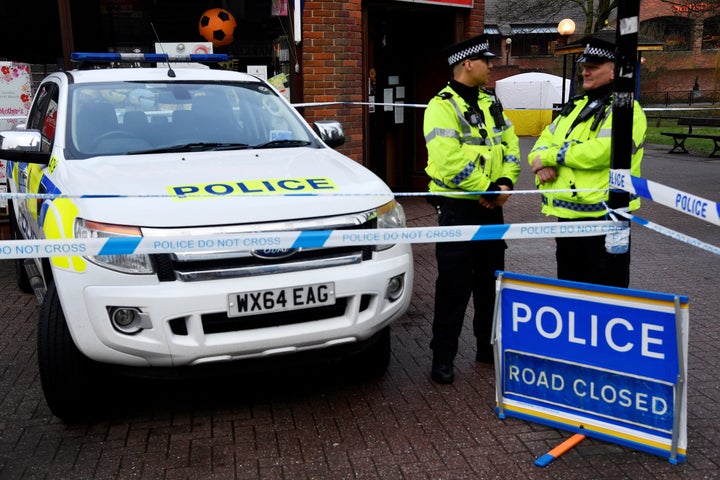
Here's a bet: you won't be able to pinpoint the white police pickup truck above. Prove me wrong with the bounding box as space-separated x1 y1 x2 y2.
0 53 413 420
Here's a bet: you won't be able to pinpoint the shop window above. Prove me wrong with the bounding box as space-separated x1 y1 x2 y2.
506 25 558 57
488 35 504 58
511 34 554 57
702 15 720 50
639 17 692 52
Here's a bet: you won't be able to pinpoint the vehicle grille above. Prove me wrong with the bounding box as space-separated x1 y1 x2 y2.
148 215 378 282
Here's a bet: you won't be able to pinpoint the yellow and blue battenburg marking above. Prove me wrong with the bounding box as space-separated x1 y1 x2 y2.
167 177 339 199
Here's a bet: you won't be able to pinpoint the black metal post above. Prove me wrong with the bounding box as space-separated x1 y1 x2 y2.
609 1 640 212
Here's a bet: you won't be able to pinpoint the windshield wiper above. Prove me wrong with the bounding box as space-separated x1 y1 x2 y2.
129 142 250 154
252 139 312 149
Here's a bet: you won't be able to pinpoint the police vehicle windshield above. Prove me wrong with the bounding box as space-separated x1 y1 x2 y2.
66 81 314 158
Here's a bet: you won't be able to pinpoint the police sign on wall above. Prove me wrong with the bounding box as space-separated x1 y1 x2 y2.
493 272 688 463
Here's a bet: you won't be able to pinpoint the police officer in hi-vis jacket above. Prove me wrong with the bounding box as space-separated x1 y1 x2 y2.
528 29 646 289
424 34 521 384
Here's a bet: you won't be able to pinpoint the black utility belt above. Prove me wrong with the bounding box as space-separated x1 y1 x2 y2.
431 196 482 210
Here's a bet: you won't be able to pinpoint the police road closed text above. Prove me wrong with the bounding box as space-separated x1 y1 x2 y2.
504 351 674 432
496 272 688 459
501 288 678 383
512 301 665 359
507 362 668 417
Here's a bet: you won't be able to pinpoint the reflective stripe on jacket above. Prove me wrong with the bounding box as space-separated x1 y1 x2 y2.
424 86 520 200
527 95 646 219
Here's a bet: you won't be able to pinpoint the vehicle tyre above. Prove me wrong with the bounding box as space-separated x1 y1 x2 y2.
347 326 391 378
8 203 32 293
37 282 106 421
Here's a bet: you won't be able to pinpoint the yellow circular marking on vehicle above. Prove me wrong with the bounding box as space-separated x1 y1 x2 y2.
43 198 87 272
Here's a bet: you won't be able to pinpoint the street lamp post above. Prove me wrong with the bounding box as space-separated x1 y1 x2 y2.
557 19 576 103
505 38 512 65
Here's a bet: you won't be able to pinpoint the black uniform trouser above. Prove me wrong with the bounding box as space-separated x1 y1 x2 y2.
430 197 506 364
556 217 631 288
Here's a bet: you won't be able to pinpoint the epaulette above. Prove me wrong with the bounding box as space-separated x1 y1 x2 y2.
559 93 585 116
437 92 453 100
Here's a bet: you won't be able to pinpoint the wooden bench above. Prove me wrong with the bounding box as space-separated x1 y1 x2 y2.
661 117 720 157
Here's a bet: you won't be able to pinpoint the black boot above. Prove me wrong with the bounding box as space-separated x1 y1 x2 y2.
431 359 454 384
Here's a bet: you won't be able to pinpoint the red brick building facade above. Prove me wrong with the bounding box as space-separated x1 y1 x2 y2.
299 1 488 188
4 1 716 189
301 1 365 162
638 0 720 104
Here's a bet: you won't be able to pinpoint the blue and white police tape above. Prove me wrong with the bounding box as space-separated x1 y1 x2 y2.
613 209 720 256
292 101 430 109
0 188 603 201
610 169 720 226
0 221 624 260
292 101 719 112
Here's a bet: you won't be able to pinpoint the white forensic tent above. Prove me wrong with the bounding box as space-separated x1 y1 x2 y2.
495 72 570 136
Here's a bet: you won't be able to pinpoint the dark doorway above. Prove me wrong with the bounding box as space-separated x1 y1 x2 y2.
364 3 455 191
0 1 62 64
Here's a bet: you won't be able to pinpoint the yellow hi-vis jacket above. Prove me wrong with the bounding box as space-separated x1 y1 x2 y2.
424 86 521 199
528 95 646 219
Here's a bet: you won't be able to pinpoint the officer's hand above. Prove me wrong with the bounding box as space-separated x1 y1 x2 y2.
479 197 494 209
531 156 557 184
531 156 544 173
492 185 511 207
479 185 510 209
535 167 558 184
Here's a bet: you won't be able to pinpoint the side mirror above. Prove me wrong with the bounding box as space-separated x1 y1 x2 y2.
0 130 50 164
313 120 345 149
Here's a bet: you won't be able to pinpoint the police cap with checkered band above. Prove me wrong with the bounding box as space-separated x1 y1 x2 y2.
446 34 496 66
577 29 617 64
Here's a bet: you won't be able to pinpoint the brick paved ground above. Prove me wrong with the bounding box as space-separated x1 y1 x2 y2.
1 139 718 479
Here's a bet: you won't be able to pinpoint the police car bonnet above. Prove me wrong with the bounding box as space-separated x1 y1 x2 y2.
446 34 496 66
577 29 617 64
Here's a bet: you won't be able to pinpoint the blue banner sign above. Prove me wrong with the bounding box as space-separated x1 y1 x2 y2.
494 272 688 464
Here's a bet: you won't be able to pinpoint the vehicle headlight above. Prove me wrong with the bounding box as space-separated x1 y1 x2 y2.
74 218 154 274
375 199 406 252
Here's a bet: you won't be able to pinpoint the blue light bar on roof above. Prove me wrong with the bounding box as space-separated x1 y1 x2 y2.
71 52 229 63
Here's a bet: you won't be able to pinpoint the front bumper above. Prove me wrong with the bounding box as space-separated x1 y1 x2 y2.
53 245 413 367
